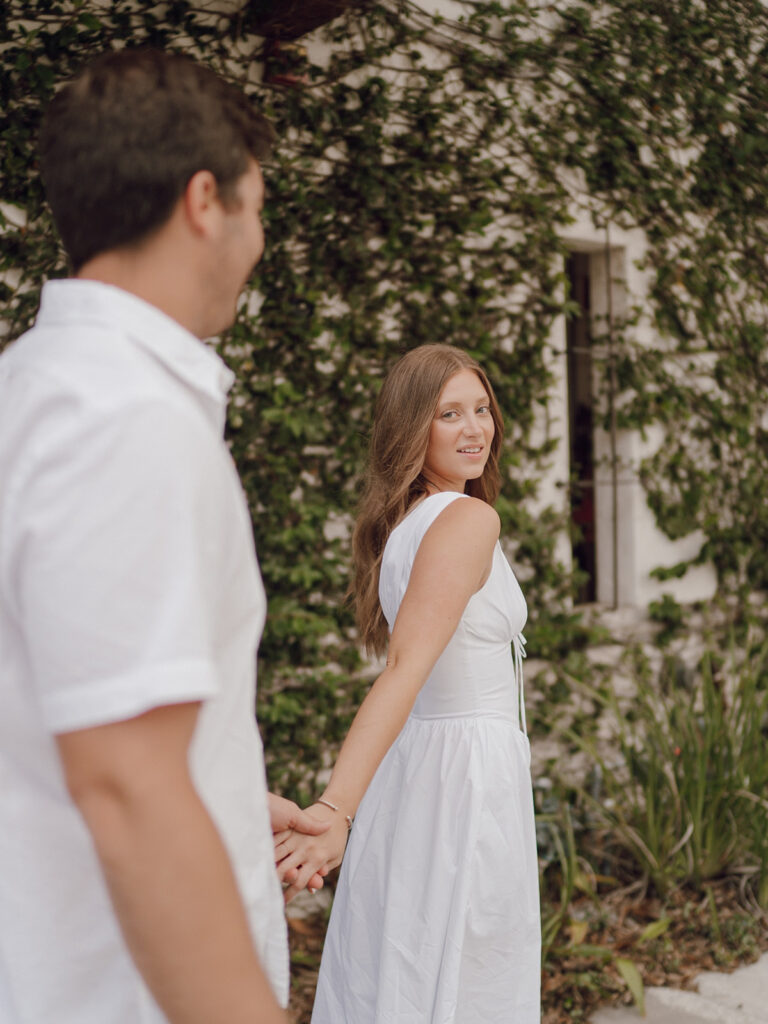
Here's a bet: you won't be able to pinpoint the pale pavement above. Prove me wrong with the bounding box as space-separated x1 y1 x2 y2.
590 953 768 1024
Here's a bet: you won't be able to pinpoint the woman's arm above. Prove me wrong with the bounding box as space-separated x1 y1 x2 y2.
275 497 500 899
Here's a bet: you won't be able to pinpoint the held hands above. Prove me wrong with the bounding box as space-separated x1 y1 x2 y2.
274 802 350 904
268 793 330 900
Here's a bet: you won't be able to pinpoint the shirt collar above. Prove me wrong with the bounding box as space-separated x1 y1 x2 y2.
36 279 236 411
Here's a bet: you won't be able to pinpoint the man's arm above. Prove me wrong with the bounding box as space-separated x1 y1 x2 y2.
56 702 287 1024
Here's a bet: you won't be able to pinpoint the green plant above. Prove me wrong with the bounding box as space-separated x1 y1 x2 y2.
648 593 686 647
537 790 652 1014
571 643 768 904
537 797 583 958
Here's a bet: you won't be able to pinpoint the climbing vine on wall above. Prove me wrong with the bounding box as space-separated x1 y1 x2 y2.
2 0 768 797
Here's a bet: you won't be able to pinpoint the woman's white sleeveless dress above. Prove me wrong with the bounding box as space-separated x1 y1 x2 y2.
311 492 541 1024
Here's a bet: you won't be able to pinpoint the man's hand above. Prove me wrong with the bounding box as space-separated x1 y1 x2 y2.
268 793 330 900
267 792 332 836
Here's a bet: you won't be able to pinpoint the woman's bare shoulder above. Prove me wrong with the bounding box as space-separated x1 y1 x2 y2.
425 494 500 543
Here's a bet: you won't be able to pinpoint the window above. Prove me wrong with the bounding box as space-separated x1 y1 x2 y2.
566 252 597 603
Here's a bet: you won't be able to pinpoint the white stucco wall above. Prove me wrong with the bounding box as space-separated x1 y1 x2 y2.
299 2 719 612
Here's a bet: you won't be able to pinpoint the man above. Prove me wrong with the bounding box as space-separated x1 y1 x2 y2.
0 49 324 1024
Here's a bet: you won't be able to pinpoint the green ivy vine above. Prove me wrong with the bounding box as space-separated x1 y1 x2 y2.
3 0 768 798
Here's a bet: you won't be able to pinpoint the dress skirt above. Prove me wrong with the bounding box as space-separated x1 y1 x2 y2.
311 711 541 1024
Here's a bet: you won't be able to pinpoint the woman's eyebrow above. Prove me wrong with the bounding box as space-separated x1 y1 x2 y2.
437 393 490 408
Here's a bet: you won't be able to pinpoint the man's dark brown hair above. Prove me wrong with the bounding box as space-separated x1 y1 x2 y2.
39 48 274 271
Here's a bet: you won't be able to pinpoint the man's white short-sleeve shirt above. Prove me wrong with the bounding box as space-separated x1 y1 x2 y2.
0 280 288 1022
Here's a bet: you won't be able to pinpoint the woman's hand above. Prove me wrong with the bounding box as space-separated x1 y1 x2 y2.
268 793 330 899
274 802 349 903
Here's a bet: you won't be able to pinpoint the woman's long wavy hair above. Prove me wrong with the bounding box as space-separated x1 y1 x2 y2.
351 344 504 656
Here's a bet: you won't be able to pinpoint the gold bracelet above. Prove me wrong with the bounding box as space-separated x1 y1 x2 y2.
317 797 353 831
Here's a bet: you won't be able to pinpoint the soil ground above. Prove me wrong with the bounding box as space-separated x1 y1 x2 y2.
286 877 768 1023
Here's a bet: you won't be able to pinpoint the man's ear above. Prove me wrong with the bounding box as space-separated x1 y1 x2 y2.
183 169 222 237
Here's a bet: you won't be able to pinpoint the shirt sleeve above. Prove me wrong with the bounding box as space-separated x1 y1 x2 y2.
7 398 231 733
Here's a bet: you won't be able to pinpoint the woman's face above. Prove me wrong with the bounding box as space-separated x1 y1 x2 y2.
422 369 495 493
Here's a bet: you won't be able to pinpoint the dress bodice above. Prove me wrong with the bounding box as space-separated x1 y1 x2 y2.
379 492 528 726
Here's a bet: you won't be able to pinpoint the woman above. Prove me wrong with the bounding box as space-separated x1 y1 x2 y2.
275 344 540 1023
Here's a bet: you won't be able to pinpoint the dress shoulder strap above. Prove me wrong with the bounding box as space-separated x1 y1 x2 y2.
399 490 468 539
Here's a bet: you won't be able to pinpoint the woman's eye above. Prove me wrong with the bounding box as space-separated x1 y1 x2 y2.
441 410 457 419
477 405 489 414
